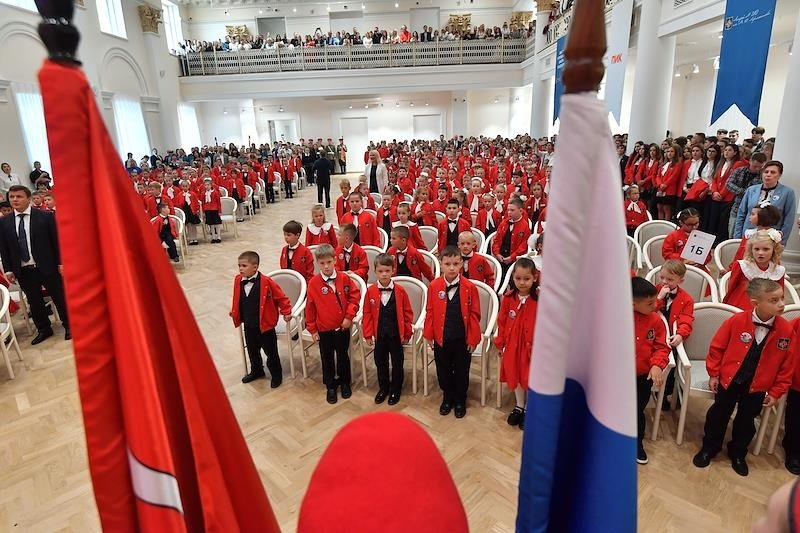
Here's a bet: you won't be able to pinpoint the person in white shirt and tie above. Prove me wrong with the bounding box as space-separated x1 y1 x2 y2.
1 163 23 199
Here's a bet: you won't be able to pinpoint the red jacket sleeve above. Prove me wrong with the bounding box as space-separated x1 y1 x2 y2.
423 284 435 342
302 248 315 281
769 336 796 399
674 295 694 339
494 296 509 350
352 248 369 280
650 316 670 369
305 289 319 334
362 286 376 340
466 284 482 348
270 278 293 316
706 316 733 378
344 277 361 321
661 232 681 260
400 288 414 341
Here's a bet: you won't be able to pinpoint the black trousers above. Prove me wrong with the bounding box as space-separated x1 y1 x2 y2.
317 179 331 207
636 375 653 445
702 382 765 459
304 165 315 185
704 200 732 246
318 329 351 389
339 159 346 174
18 265 69 332
433 339 470 406
284 178 294 198
783 388 800 460
162 235 179 260
375 335 404 394
266 183 275 203
244 325 282 379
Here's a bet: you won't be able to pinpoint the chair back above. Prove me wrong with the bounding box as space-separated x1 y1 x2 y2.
470 228 485 253
172 208 186 225
169 215 184 236
377 227 389 251
404 193 414 203
718 271 731 301
418 249 440 283
0 285 11 321
645 264 719 303
481 231 496 255
477 252 502 292
218 186 229 197
713 238 741 272
625 235 643 271
307 245 321 275
683 303 740 362
370 192 383 205
434 211 446 224
393 276 427 328
245 185 254 200
345 271 368 321
362 245 384 284
265 269 307 314
634 220 676 248
642 236 666 270
781 304 800 323
472 280 499 336
785 283 800 305
419 226 439 252
220 197 237 216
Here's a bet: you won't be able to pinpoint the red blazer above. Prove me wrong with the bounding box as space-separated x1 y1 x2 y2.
654 161 682 197
710 160 747 202
230 273 292 332
790 318 800 391
624 200 648 230
144 194 175 218
462 253 495 288
635 159 659 192
340 211 381 247
151 215 178 239
269 160 296 183
376 206 398 230
491 217 532 261
495 292 538 389
305 272 361 334
655 284 694 339
431 198 449 214
305 222 338 247
335 244 369 281
361 283 414 342
280 244 315 282
176 190 201 215
662 229 712 268
411 201 437 227
707 311 795 397
335 195 350 223
387 245 435 282
624 156 643 186
476 208 500 234
437 217 472 253
200 188 221 212
722 260 785 311
221 176 246 198
423 276 482 348
392 221 426 250
634 311 670 376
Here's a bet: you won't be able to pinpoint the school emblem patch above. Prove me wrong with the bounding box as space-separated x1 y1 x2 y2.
509 310 517 319
740 332 752 343
778 338 790 350
647 329 655 340
300 255 306 263
477 264 484 272
438 290 446 300
344 285 351 293
338 253 344 260
321 287 330 295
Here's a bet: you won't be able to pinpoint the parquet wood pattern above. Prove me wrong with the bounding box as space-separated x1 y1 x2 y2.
0 175 794 532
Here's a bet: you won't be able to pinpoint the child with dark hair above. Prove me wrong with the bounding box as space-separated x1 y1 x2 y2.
280 220 315 281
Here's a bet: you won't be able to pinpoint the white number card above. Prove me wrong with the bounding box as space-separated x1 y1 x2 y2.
680 230 715 264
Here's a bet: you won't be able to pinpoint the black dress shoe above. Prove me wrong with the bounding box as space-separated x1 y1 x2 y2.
785 457 800 475
340 383 352 399
439 401 452 416
270 377 282 389
31 330 54 345
454 404 467 418
291 333 299 341
507 407 525 426
326 389 338 404
387 393 400 406
374 390 388 404
241 372 265 384
64 329 72 341
692 450 713 468
730 456 749 477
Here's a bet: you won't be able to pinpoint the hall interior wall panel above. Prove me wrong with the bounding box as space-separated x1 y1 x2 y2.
339 117 369 162
412 114 443 139
285 16 332 38
256 17 288 39
409 8 440 33
186 20 259 41
439 8 512 30
363 12 410 33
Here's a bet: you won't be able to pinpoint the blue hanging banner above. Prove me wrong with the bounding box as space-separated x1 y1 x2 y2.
553 35 567 124
711 0 777 125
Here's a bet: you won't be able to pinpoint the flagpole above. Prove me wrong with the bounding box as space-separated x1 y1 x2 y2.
562 0 606 96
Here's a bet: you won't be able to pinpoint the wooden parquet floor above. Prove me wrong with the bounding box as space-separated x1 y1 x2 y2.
0 174 794 532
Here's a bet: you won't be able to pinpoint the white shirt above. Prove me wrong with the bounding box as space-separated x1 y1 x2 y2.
446 275 460 301
377 280 394 305
462 253 473 273
14 207 35 267
323 270 338 291
241 274 258 297
752 311 775 345
350 211 361 228
1 172 22 193
395 247 408 264
287 243 298 260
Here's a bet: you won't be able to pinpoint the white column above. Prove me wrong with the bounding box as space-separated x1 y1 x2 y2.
627 0 676 144
142 32 181 149
529 3 553 139
772 8 800 277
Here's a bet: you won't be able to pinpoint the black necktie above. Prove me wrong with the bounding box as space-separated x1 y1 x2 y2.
18 214 30 263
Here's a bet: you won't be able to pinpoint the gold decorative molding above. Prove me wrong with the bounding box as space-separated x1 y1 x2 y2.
510 11 533 28
137 4 162 35
447 14 472 33
535 0 560 12
226 25 251 40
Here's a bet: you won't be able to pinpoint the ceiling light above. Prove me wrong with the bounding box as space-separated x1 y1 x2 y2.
394 2 399 7
674 70 681 78
410 102 414 107
223 109 228 114
713 57 720 70
364 104 369 109
293 7 297 12
348 104 353 109
395 102 400 107
425 102 430 106
493 97 499 103
692 63 700 74
259 9 263 14
327 5 331 10
361 3 365 8
279 106 284 112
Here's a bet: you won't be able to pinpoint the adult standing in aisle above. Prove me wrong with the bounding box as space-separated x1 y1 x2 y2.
365 150 388 194
313 149 332 208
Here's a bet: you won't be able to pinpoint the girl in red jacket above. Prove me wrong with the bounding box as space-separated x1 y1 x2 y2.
635 144 662 213
624 184 648 237
495 258 539 430
305 204 338 247
661 208 710 272
177 179 202 245
200 178 223 244
411 187 436 227
654 143 682 222
724 230 785 310
393 203 427 250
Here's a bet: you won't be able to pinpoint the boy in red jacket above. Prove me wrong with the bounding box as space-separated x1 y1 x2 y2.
363 254 414 405
388 226 434 282
340 192 381 247
655 259 695 411
230 251 293 385
437 199 472 254
458 231 495 288
491 198 532 279
305 244 361 404
693 278 795 476
152 203 180 263
336 224 369 281
632 277 669 465
423 246 482 419
280 220 315 281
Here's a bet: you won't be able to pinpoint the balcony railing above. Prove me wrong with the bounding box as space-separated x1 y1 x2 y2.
180 38 535 76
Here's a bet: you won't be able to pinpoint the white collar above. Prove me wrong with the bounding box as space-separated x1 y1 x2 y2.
446 275 460 288
242 273 259 282
287 243 299 250
15 206 32 217
343 245 353 253
323 271 338 282
751 310 776 326
377 280 394 290
738 260 785 281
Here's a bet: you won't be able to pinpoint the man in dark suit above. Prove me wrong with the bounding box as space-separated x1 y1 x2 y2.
313 149 332 208
616 144 628 184
0 186 70 344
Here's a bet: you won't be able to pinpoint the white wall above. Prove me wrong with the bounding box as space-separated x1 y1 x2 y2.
467 89 512 137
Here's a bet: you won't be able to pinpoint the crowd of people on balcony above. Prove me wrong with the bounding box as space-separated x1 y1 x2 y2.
177 19 536 55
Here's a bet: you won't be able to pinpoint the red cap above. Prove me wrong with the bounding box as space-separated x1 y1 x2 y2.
298 413 468 532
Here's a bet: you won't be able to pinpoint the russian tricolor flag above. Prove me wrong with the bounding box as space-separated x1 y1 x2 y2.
516 93 637 532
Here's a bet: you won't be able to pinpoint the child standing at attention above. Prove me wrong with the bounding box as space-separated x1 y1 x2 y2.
724 229 785 310
632 277 669 465
495 258 539 430
362 254 414 405
230 251 293 385
280 220 315 281
437 198 471 254
305 244 361 404
152 203 180 263
201 177 223 244
662 208 711 272
424 246 482 419
335 180 351 223
305 204 338 247
624 185 648 238
387 226 435 282
336 223 370 281
694 278 794 476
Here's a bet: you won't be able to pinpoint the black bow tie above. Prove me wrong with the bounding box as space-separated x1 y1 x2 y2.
447 283 459 291
462 256 471 261
325 277 336 283
242 278 256 285
754 321 772 330
379 287 393 292
351 212 360 217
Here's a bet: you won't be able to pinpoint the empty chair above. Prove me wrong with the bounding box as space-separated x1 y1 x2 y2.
434 211 446 224
220 197 239 238
714 238 741 273
645 265 719 303
362 245 384 284
243 185 255 219
634 220 676 248
470 228 485 253
0 285 23 379
171 209 190 256
642 235 666 270
419 226 439 253
370 192 383 206
218 186 229 198
418 249 440 285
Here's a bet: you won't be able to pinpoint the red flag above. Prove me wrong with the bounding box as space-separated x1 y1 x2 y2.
38 59 280 532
